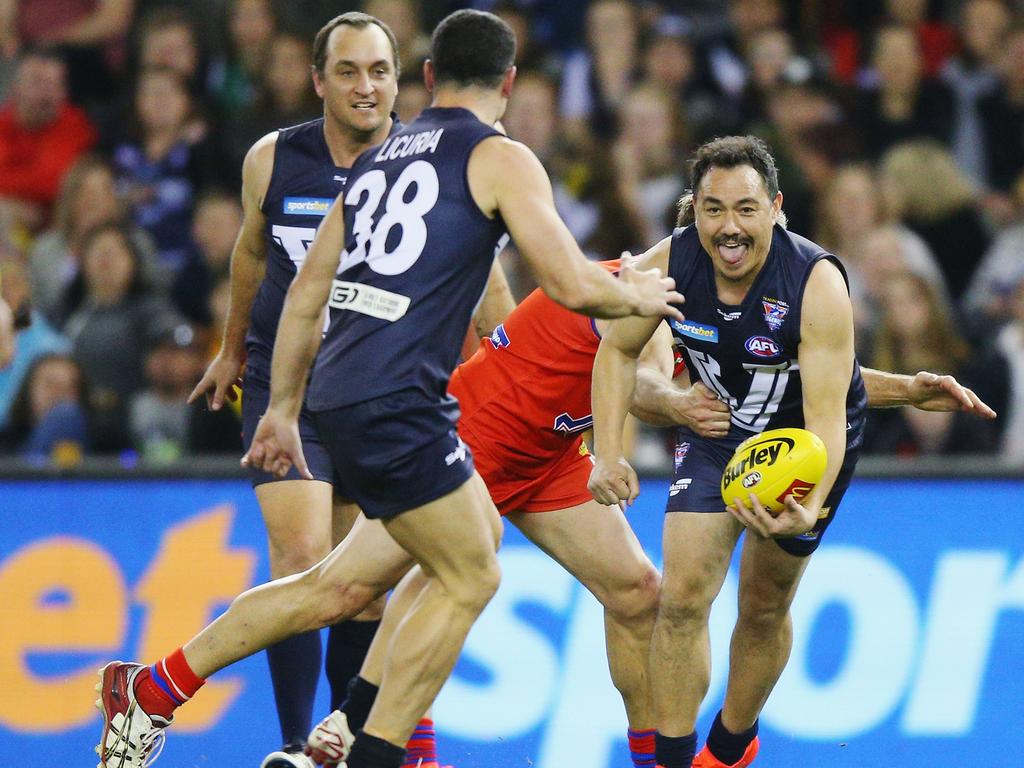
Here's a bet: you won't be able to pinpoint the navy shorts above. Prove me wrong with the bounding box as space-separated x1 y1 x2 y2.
241 369 336 488
312 389 475 520
667 430 860 556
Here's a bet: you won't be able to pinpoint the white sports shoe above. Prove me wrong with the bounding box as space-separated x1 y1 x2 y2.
94 661 171 767
260 750 318 768
306 710 356 767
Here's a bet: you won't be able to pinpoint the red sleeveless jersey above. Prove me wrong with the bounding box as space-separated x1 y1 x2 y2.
449 261 620 474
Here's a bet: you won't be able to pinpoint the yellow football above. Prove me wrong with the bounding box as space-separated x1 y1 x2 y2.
721 428 827 514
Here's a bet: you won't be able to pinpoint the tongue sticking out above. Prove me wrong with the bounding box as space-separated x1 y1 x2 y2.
718 243 747 265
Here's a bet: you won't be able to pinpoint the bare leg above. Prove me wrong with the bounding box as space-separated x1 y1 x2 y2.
332 497 387 621
257 480 334 748
508 500 660 728
652 512 742 736
362 472 503 746
182 515 414 678
721 535 809 732
259 481 334 579
357 566 428 686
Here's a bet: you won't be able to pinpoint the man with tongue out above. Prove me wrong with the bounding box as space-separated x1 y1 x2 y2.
589 135 867 768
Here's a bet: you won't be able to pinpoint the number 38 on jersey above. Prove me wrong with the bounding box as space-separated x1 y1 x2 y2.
339 160 440 276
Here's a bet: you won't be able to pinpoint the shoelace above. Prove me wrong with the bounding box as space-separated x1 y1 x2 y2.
139 728 166 767
106 728 164 768
105 702 166 768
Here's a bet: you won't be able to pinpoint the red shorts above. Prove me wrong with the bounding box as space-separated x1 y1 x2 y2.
462 427 595 516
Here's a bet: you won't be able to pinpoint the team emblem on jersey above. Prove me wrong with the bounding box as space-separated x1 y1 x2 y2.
674 442 690 470
553 412 593 434
745 335 781 358
284 197 332 216
670 319 719 343
761 298 789 331
489 324 510 349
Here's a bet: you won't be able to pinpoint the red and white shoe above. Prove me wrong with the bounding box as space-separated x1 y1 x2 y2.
94 661 171 767
692 736 760 768
306 710 356 767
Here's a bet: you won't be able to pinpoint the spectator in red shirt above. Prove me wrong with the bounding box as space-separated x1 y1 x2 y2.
0 49 98 232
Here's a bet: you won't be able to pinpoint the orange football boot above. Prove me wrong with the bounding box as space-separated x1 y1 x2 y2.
692 736 760 768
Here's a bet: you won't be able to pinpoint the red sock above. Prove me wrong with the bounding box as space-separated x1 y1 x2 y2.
402 718 438 767
135 648 206 719
629 728 657 768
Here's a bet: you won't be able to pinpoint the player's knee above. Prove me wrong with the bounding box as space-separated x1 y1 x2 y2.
657 581 714 629
354 593 387 622
447 555 501 614
300 565 381 627
736 587 792 633
266 533 331 578
604 561 661 624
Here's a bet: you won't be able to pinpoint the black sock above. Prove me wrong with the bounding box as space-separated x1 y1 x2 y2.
265 630 321 747
340 675 380 734
327 619 381 711
706 711 758 766
655 731 698 768
346 731 405 768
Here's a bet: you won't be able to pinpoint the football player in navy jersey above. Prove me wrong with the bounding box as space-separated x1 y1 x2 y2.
589 136 866 768
184 12 513 768
94 10 681 768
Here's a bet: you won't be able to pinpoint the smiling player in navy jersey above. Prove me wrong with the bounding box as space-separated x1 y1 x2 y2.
183 13 493 768
94 10 682 768
589 136 867 768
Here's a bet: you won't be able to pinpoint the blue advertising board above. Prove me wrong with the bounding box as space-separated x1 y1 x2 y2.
0 477 1021 766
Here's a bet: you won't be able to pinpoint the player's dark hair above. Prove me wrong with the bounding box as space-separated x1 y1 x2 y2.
688 135 780 204
312 12 400 77
431 9 516 88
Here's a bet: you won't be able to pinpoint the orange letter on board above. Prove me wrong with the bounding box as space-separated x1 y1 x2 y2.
0 538 127 731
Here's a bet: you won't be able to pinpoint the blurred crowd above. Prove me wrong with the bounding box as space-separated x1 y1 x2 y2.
0 0 1021 466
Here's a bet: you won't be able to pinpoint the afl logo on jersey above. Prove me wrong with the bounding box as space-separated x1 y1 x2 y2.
745 335 781 357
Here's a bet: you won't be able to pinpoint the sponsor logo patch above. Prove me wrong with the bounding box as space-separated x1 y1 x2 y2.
670 319 719 343
745 335 781 357
669 478 692 496
284 197 333 215
327 280 410 321
445 437 468 466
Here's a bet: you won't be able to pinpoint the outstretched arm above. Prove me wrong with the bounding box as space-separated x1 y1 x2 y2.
587 245 671 506
242 193 346 478
862 367 996 418
469 137 683 320
189 133 275 410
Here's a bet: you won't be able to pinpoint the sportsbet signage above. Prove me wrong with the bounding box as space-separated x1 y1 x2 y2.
0 478 1020 766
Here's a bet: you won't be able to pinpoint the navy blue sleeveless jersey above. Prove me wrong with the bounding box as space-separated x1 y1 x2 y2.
307 107 508 411
667 225 867 447
246 116 401 376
